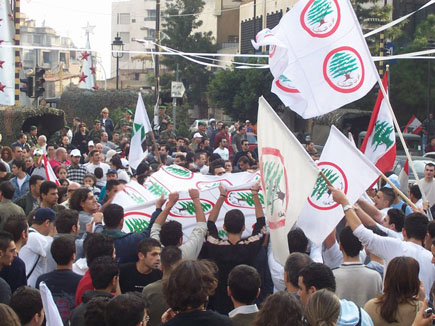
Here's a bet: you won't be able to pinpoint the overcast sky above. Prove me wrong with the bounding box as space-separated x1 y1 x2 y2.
21 0 115 77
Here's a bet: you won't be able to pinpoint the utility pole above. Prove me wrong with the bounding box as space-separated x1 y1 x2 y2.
172 63 179 130
14 0 21 106
154 0 161 129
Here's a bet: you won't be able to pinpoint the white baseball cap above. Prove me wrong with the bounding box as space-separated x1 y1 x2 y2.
70 149 81 157
88 141 95 147
193 132 203 139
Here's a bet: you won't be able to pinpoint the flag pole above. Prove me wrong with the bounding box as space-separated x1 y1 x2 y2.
379 172 417 210
148 131 162 165
320 171 333 187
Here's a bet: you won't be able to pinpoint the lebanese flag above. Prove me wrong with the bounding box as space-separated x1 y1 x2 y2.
360 71 396 173
398 159 409 193
42 155 60 186
404 115 422 134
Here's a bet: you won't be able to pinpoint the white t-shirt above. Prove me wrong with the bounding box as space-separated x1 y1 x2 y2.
86 162 110 181
16 176 26 190
213 147 229 160
418 178 435 207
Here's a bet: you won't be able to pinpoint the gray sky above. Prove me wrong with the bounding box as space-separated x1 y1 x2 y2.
21 0 114 77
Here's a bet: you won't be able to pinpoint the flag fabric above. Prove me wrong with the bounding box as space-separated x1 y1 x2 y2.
398 159 409 194
257 96 319 265
360 71 396 173
298 125 381 244
78 32 96 90
404 115 422 134
253 0 377 119
129 93 152 169
42 155 60 186
0 0 16 105
112 170 264 240
39 282 64 326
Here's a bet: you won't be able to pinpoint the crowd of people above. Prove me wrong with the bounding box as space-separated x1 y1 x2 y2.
0 106 433 326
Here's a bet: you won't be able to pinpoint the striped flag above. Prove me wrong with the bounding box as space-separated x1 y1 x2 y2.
403 115 422 134
42 155 60 186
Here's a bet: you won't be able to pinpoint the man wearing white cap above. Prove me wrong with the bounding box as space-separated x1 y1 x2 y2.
29 149 46 179
190 132 203 152
67 149 87 185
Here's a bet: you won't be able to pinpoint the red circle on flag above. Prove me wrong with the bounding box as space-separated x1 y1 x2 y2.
275 79 300 94
300 0 341 38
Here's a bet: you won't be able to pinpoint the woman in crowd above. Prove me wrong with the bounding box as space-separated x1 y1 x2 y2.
364 256 422 326
109 156 130 182
254 291 303 326
100 107 114 139
305 289 341 326
0 303 21 326
1 146 13 164
73 123 90 155
162 260 232 325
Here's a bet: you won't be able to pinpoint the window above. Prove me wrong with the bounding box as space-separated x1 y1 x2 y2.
117 13 130 24
134 73 140 80
43 52 50 64
148 29 155 39
33 35 42 44
147 10 156 17
120 32 130 43
59 52 67 63
132 18 136 23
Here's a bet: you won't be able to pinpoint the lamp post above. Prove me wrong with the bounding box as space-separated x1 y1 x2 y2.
426 39 434 117
111 34 124 90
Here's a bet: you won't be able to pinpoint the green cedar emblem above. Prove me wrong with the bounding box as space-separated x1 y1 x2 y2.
147 182 169 196
307 0 333 26
132 123 148 151
311 168 338 200
176 201 212 215
125 218 149 233
263 161 284 215
328 52 358 81
371 121 394 151
165 166 192 178
234 191 265 206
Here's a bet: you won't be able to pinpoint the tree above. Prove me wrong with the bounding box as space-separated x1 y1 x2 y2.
161 0 217 117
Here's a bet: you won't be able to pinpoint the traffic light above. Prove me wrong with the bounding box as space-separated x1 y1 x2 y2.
34 68 45 98
19 76 33 97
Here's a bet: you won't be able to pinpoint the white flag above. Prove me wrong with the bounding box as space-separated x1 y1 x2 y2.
129 93 152 169
258 96 319 265
298 126 380 244
42 155 60 186
39 282 64 326
78 33 97 90
253 0 378 118
0 0 16 105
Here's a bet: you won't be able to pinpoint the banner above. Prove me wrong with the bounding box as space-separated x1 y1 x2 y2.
298 126 380 244
112 168 264 239
257 97 319 265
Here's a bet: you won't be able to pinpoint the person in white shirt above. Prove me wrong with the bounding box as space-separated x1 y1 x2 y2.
213 138 229 160
418 163 435 207
20 208 56 287
330 187 435 299
193 152 209 175
86 149 110 181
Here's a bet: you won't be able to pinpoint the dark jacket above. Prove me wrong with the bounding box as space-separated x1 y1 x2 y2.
70 290 113 326
95 208 160 264
14 191 38 216
100 117 114 138
72 132 90 155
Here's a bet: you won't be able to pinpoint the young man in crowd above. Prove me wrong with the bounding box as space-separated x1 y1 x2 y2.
10 286 44 326
0 230 17 304
0 181 25 227
67 149 87 185
14 174 44 216
10 159 30 201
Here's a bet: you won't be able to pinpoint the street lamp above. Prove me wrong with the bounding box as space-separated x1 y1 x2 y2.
425 39 434 117
111 34 124 90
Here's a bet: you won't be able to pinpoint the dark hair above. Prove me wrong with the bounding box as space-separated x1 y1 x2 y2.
39 180 58 197
55 209 79 234
404 213 428 241
57 185 68 203
160 221 183 247
51 235 76 265
84 233 114 266
0 181 15 200
160 246 182 272
409 184 422 200
94 168 104 179
105 293 148 326
299 263 336 292
106 179 120 192
12 159 26 171
89 149 99 157
253 291 303 326
3 217 27 243
84 174 97 185
241 139 249 146
339 226 362 257
70 187 92 211
84 296 111 326
0 162 6 172
376 257 420 323
137 238 161 255
29 174 44 187
387 208 405 232
287 228 308 254
110 156 123 170
379 187 396 206
366 225 388 237
425 163 435 168
209 159 225 175
238 156 250 165
209 153 222 163
0 230 13 252
224 209 245 234
284 253 313 288
228 265 261 305
0 303 20 326
427 220 435 239
89 256 119 290
163 260 218 312
10 286 43 325
103 204 124 228
175 154 186 162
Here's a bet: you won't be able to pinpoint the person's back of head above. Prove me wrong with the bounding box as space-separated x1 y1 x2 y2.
160 220 183 246
84 296 110 326
106 180 120 193
83 233 114 266
304 289 340 326
10 286 43 326
379 187 396 206
403 213 428 241
427 220 435 240
103 204 124 229
299 263 336 293
55 209 79 234
0 303 21 326
284 252 313 289
0 181 15 200
409 184 422 201
339 226 363 258
105 293 148 326
253 291 303 326
51 235 76 266
3 216 27 244
224 209 245 234
287 228 308 254
89 256 119 291
387 208 405 232
160 246 182 273
94 168 103 179
228 264 261 305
